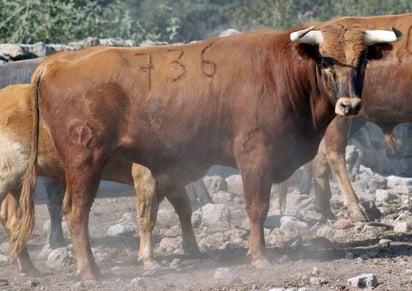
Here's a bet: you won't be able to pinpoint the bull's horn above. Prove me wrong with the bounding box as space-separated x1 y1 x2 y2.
290 26 323 44
364 28 402 45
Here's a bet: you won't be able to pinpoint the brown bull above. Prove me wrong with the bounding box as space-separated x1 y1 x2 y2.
313 13 412 222
19 22 400 280
0 84 199 274
279 13 412 222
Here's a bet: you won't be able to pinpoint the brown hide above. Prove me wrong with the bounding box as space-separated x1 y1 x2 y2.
0 84 133 185
0 84 173 273
23 23 398 280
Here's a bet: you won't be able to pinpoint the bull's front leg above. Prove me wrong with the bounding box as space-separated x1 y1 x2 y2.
312 140 336 221
319 117 369 222
63 162 104 281
234 137 272 267
324 141 369 222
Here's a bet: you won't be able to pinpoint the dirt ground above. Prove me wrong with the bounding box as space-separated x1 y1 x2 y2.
1 182 412 291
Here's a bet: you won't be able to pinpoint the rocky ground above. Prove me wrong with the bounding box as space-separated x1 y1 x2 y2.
1 165 412 290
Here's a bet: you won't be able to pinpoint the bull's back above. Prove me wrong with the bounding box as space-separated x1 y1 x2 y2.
36 31 287 167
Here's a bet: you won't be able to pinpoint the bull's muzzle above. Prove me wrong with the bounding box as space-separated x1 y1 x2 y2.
335 97 362 116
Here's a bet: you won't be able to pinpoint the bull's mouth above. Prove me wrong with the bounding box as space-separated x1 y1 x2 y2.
335 97 362 116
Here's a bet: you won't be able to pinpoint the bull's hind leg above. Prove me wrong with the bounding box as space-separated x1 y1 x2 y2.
132 164 159 269
62 158 106 281
0 193 40 275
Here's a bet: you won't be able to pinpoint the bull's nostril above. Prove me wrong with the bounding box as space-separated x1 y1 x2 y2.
340 102 349 113
354 103 361 112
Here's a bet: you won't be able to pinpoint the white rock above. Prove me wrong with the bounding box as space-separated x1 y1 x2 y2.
280 216 309 232
347 273 378 288
170 258 182 269
156 206 179 228
309 276 328 285
155 237 182 255
211 191 234 203
377 239 391 247
386 176 412 194
107 223 136 236
38 243 53 259
192 203 231 231
46 247 72 269
225 175 243 195
203 175 227 193
375 189 393 203
120 212 137 223
393 221 408 233
316 226 335 238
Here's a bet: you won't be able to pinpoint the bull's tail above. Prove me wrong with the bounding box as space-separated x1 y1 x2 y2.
10 68 44 255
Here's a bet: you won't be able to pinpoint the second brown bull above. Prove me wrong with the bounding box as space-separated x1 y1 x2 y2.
279 12 412 222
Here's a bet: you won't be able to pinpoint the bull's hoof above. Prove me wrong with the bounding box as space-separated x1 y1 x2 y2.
252 258 272 269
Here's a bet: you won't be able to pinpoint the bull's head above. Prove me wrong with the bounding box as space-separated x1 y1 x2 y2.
290 24 401 117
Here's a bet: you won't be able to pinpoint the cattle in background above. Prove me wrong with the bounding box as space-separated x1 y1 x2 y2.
0 84 202 275
0 57 67 250
19 21 400 281
278 13 412 222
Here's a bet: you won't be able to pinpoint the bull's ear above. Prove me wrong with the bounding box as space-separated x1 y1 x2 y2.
295 43 322 63
367 43 393 60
